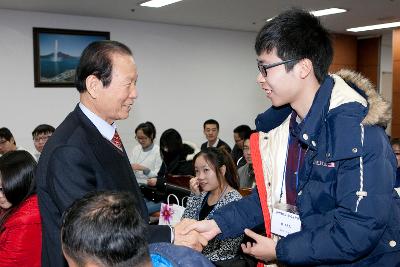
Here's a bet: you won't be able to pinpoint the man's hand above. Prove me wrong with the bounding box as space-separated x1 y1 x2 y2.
182 219 221 241
174 219 208 251
241 228 277 262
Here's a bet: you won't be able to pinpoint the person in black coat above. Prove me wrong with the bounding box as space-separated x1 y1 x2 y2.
200 119 231 153
153 128 196 191
36 40 206 267
231 124 251 168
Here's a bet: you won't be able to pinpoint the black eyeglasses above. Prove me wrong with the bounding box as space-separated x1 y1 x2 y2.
257 59 299 77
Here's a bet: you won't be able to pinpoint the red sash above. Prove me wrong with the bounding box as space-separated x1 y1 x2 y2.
250 133 271 267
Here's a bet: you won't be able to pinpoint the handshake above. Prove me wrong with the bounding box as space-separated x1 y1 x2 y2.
173 218 278 262
173 218 221 252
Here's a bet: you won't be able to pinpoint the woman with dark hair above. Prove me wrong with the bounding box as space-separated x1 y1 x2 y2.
159 128 198 176
0 150 41 267
182 147 243 262
131 121 162 185
131 122 163 214
143 129 198 213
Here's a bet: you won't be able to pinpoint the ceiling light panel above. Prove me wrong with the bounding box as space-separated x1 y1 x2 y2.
310 8 347 17
347 21 400 32
140 0 183 8
266 8 347 22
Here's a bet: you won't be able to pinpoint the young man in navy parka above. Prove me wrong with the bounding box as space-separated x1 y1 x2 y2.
185 8 400 266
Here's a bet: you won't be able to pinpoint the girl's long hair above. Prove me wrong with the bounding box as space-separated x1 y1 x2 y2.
0 150 37 228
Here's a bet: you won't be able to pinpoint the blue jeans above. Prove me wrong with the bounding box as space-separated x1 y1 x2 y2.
146 199 161 214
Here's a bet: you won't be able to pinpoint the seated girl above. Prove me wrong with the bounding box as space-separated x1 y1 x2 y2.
131 121 162 186
0 150 42 267
182 147 243 262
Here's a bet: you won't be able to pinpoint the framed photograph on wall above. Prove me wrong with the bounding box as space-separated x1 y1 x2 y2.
33 28 110 87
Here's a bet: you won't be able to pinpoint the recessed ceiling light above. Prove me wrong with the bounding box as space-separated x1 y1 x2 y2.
140 0 183 8
266 8 347 22
347 21 400 32
310 8 347 17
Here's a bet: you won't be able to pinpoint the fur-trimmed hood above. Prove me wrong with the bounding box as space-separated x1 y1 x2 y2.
334 69 391 127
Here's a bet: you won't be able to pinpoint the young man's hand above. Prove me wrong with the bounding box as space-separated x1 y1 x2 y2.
181 219 221 241
241 228 277 262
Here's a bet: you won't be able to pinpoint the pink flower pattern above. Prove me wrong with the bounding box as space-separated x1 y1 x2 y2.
160 204 174 224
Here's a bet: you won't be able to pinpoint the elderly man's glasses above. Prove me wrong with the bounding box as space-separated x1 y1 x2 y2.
257 59 298 77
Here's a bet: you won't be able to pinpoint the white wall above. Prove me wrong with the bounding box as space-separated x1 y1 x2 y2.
380 32 393 74
0 9 270 155
380 31 393 134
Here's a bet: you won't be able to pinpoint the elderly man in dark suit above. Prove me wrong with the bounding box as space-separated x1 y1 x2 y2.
36 40 206 267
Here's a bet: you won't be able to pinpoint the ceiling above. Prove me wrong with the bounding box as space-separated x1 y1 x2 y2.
0 0 400 36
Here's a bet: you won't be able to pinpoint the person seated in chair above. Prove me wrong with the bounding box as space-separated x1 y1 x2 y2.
183 147 243 262
0 151 42 267
131 122 163 214
0 128 34 158
238 130 257 189
131 121 162 185
155 129 198 188
32 124 55 161
231 125 251 169
143 129 198 206
201 119 231 153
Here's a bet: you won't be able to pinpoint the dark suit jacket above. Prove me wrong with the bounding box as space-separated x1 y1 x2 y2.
36 105 170 267
200 139 231 153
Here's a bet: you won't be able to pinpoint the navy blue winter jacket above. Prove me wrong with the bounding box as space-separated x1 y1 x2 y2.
213 70 400 266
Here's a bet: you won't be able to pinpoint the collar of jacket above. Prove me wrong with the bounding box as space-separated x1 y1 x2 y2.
296 75 334 151
293 75 369 162
255 75 369 162
255 104 292 133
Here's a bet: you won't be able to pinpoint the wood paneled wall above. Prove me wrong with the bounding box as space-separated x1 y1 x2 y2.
357 37 381 87
329 34 380 87
329 34 357 73
392 28 400 137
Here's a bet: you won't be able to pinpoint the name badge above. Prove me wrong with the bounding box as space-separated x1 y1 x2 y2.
271 203 301 237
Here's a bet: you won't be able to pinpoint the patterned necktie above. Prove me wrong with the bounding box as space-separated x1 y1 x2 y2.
111 130 123 150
